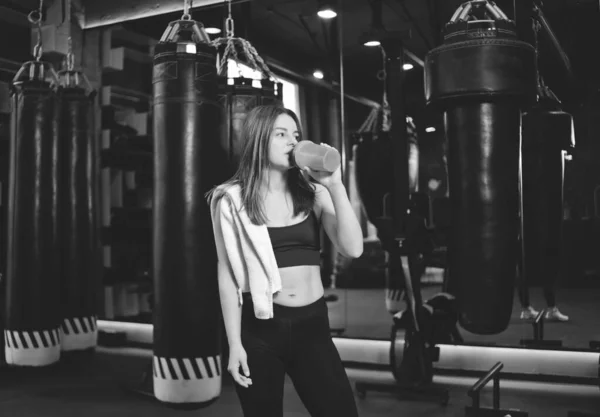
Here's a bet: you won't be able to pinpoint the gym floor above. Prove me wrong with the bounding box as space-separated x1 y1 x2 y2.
1 347 599 417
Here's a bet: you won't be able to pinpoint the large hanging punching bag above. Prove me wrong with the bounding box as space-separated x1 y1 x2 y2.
424 1 536 335
355 132 404 313
219 77 282 176
57 66 100 353
5 59 63 366
152 17 223 407
521 96 573 298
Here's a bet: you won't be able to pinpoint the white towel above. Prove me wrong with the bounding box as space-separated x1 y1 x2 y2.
209 183 282 319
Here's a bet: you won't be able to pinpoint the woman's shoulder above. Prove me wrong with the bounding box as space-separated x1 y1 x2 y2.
207 182 240 206
216 182 240 194
210 182 243 210
212 182 241 198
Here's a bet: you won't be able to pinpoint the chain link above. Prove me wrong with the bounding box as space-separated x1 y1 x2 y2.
28 0 44 61
225 17 235 37
66 38 75 70
65 0 76 70
379 46 391 132
225 0 235 37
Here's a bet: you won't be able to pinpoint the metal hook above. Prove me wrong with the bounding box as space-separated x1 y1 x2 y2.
27 0 43 25
182 0 192 20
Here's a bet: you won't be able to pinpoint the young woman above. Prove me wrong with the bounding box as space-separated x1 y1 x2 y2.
207 105 363 417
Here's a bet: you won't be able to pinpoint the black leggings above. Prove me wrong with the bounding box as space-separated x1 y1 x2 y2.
517 282 556 308
235 295 358 417
516 246 557 308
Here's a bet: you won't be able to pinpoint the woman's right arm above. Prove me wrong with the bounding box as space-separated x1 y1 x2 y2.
212 197 252 388
217 261 242 350
218 265 251 388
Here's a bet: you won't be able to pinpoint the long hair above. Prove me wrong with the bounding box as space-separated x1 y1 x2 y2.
206 105 316 225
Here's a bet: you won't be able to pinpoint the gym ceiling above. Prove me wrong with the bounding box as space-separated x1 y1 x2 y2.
2 0 598 121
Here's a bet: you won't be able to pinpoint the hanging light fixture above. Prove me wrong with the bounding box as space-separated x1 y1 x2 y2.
317 0 337 19
360 0 385 46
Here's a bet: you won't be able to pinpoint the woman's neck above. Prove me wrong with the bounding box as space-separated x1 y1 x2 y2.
263 169 289 195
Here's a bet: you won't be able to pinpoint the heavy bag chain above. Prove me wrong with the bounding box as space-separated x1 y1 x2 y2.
373 47 414 136
63 0 75 71
28 0 45 61
15 0 59 86
531 11 560 104
377 47 391 133
182 0 193 20
357 107 380 134
448 0 509 23
56 0 94 93
211 0 277 81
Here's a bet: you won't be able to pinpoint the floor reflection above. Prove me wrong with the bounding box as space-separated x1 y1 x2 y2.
325 287 600 350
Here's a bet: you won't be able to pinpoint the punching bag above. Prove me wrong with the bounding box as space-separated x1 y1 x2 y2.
5 61 62 366
57 69 100 352
354 133 403 313
355 124 419 253
521 99 573 293
152 18 223 406
424 1 536 334
355 128 423 314
218 77 282 176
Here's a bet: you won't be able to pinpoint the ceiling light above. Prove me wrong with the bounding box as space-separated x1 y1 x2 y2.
317 1 337 19
313 70 324 79
317 8 337 18
205 27 221 35
364 40 380 47
425 127 436 133
403 63 414 70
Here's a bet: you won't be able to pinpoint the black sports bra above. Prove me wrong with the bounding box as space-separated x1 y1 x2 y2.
267 211 321 268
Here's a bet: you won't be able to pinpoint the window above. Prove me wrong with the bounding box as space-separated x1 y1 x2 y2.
227 59 301 120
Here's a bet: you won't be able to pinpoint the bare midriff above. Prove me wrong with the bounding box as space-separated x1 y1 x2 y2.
272 265 324 307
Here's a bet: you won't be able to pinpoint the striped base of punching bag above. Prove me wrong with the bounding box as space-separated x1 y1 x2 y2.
386 289 404 314
153 355 222 404
61 316 98 351
4 328 61 366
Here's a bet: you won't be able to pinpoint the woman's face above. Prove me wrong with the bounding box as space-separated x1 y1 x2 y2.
268 113 300 170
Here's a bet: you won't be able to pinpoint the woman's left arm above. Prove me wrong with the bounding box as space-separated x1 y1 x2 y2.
316 182 364 259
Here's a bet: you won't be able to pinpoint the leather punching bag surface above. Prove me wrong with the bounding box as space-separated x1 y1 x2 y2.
424 2 536 334
152 20 223 406
58 76 100 352
5 61 62 366
354 128 421 314
218 77 282 176
521 103 572 292
355 129 420 253
354 133 403 313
